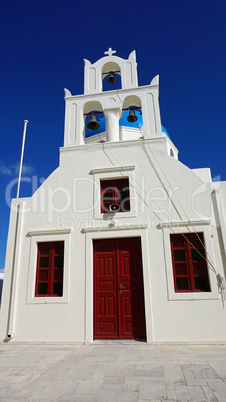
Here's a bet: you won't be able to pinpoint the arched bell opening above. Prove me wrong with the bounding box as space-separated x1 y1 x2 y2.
85 110 106 138
120 96 142 128
84 101 105 138
120 96 143 129
119 106 143 129
102 61 121 91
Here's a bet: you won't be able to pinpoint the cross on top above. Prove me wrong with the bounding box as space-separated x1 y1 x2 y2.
104 47 116 56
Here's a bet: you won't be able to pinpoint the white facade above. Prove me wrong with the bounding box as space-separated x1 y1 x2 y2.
1 49 226 344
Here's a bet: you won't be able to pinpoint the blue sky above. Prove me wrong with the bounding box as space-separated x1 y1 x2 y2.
0 0 226 269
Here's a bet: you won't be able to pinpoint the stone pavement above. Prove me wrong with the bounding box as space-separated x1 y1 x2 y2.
1 342 226 401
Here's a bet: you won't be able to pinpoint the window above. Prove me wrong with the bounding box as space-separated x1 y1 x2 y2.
35 241 64 297
170 233 210 292
100 178 130 213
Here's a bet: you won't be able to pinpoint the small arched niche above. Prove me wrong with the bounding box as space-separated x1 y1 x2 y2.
102 61 121 91
84 101 105 138
120 95 143 129
170 148 174 157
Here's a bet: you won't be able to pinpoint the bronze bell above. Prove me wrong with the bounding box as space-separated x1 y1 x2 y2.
127 109 138 123
107 71 116 84
87 113 100 130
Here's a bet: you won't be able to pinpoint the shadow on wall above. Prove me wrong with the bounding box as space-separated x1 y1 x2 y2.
0 277 3 306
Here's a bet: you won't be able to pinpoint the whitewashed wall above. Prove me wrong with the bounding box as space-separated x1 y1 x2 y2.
0 137 226 343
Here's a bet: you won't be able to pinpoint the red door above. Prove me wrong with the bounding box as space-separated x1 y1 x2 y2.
93 238 146 340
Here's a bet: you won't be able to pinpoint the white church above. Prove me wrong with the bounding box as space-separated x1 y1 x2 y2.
1 49 226 344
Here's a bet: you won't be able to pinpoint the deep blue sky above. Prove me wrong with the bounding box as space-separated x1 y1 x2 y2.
0 0 226 269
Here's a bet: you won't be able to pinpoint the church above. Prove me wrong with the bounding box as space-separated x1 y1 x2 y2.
1 49 226 344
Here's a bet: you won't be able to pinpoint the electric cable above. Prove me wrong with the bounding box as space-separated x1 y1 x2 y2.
88 75 223 294
112 81 219 273
99 79 222 285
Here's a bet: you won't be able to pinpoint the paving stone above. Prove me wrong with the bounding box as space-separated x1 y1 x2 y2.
17 378 71 400
175 384 207 400
103 376 126 384
164 363 186 385
120 347 155 363
123 376 140 392
74 379 104 394
202 384 218 401
186 378 222 387
138 400 162 402
60 395 100 402
93 389 139 401
138 378 167 400
181 364 220 379
166 385 177 399
1 343 226 400
135 364 164 378
210 362 226 380
58 381 81 399
207 380 226 401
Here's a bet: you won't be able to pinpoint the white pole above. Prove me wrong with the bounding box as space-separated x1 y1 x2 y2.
16 120 28 199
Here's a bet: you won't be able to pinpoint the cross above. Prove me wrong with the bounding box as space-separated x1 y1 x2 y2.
104 47 116 56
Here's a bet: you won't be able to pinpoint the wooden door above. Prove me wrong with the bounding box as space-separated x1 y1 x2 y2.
93 238 146 340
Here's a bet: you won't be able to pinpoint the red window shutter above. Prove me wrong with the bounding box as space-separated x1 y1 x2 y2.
35 241 64 297
170 233 210 293
101 178 130 213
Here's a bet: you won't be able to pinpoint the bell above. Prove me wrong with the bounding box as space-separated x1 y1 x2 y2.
86 113 100 130
107 71 116 84
127 109 138 123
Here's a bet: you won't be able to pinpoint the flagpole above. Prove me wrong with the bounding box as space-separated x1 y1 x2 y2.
16 120 28 199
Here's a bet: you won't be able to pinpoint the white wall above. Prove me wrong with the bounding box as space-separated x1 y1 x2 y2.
0 138 226 343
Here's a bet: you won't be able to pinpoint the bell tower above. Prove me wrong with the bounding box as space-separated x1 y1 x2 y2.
84 48 138 94
63 49 163 147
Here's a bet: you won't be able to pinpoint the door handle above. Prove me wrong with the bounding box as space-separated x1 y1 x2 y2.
119 283 125 294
